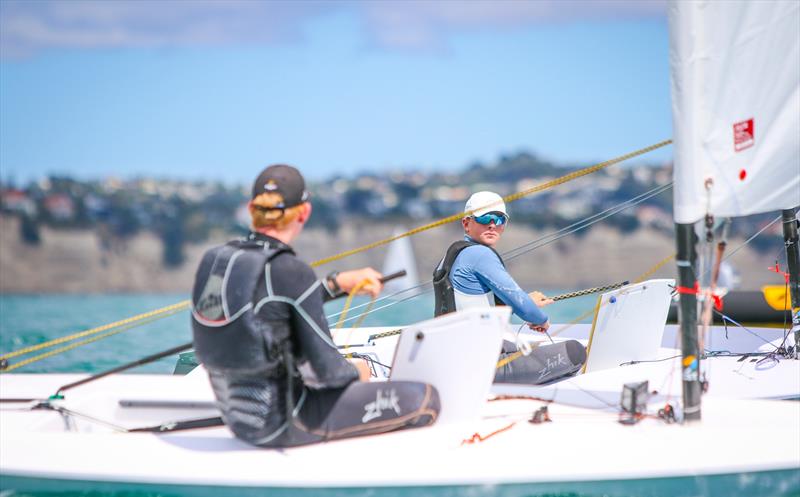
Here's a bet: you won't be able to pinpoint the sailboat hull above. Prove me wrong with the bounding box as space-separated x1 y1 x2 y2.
1 364 799 496
3 470 798 497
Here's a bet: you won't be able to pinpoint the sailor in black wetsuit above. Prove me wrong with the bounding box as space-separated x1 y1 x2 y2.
191 164 439 448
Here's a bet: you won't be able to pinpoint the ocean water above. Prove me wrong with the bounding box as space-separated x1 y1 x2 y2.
0 291 597 374
3 472 799 497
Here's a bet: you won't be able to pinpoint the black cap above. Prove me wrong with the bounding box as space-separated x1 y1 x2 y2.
251 164 309 208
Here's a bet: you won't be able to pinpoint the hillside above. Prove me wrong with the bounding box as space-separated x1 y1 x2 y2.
0 215 782 294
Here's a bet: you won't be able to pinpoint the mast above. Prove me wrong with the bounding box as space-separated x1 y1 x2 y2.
781 208 800 358
675 222 701 421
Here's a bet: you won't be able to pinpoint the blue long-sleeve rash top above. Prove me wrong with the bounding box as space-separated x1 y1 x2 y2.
450 237 549 325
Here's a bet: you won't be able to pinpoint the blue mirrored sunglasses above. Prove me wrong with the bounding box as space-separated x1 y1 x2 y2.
471 212 508 226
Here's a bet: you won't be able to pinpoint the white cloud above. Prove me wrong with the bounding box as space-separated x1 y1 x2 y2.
0 0 665 58
0 0 334 58
360 1 665 51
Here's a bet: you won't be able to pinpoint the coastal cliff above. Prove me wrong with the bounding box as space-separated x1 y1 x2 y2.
0 215 780 294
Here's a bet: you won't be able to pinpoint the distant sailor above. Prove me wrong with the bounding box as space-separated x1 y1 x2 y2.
191 164 439 447
433 191 586 384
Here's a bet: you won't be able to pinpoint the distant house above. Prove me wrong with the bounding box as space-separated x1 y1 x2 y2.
83 194 109 220
43 194 76 221
552 192 592 219
1 189 36 216
403 199 431 219
637 205 672 230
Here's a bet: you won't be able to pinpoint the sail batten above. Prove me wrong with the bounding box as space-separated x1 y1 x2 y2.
669 0 800 223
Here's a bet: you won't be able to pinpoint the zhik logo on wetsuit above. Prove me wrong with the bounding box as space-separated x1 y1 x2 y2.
196 274 224 321
537 353 567 381
362 389 401 423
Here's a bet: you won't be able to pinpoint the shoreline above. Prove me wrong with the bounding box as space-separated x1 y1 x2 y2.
0 215 782 294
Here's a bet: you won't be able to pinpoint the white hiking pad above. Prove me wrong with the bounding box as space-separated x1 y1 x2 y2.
389 306 509 424
583 279 674 373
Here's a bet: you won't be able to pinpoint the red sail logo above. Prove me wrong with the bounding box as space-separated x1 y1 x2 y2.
733 118 754 152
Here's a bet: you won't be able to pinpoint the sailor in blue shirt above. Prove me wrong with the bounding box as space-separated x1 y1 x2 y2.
433 191 587 384
450 237 550 327
433 191 553 330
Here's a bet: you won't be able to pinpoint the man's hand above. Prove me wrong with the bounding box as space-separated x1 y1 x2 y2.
529 291 554 307
347 357 372 381
336 268 384 298
528 319 550 333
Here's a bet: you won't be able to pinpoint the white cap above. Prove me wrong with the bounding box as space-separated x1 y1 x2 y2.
464 191 508 218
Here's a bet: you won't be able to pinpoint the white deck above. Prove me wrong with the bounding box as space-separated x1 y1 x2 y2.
1 370 798 488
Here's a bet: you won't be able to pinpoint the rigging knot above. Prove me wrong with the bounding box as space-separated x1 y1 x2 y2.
657 403 676 424
675 282 723 311
768 262 790 284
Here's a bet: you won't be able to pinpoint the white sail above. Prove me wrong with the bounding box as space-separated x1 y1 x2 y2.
382 227 420 295
668 0 800 224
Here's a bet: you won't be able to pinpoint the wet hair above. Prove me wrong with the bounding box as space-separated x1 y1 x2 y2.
251 192 304 230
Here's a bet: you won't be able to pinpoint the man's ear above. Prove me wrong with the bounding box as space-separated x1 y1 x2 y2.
462 217 470 230
297 202 312 224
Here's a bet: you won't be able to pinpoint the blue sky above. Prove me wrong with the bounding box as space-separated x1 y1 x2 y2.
0 0 671 184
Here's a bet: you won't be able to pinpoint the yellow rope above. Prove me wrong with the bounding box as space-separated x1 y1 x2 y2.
634 253 676 283
310 139 672 268
496 251 677 370
351 299 376 330
0 300 190 362
336 279 378 358
1 308 186 372
335 280 369 329
495 349 526 370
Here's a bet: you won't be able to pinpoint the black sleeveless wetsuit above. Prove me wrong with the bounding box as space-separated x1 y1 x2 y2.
192 232 439 447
